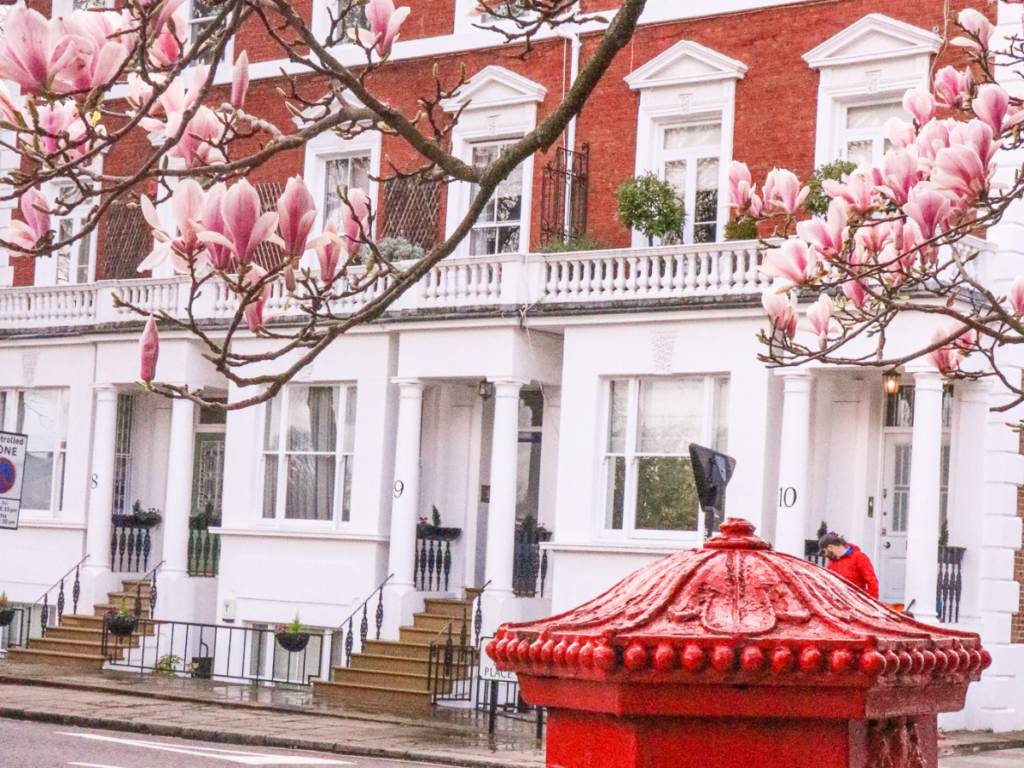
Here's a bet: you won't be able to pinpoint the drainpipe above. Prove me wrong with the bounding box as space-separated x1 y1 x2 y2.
557 26 581 241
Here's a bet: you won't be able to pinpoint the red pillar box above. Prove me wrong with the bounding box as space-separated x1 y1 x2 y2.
488 519 990 768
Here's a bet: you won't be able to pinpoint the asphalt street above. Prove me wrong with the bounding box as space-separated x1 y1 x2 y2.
0 720 450 768
939 748 1024 767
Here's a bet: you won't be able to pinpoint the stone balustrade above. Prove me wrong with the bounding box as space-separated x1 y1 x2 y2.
0 236 994 331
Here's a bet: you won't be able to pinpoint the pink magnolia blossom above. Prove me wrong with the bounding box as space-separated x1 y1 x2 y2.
339 189 371 253
761 290 797 339
138 179 207 273
949 119 998 167
149 5 188 66
903 184 952 239
933 66 974 109
140 315 159 384
796 197 847 260
727 161 760 217
761 239 817 285
931 144 990 203
800 294 840 348
30 102 90 160
902 89 935 126
54 10 129 93
914 119 954 173
953 324 979 355
196 179 282 267
822 169 875 215
762 168 808 216
880 148 922 206
1008 276 1024 316
8 187 51 254
953 9 994 51
854 221 893 257
353 0 411 57
198 184 231 270
231 51 249 109
277 176 316 260
0 7 80 95
926 328 961 375
886 117 916 149
314 220 345 283
842 278 868 309
972 84 1010 134
242 265 271 333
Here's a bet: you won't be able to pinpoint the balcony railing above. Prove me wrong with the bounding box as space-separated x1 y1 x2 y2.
0 241 770 331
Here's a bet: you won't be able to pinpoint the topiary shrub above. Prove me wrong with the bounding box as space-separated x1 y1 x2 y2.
724 217 759 241
615 173 684 247
803 159 857 217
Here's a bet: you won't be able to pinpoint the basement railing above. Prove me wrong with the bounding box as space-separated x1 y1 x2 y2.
5 554 89 649
426 583 488 705
512 518 551 597
334 573 393 668
936 545 966 624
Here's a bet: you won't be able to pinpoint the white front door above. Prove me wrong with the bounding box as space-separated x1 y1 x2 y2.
879 434 912 603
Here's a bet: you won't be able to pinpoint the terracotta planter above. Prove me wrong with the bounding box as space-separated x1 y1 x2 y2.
276 631 310 653
0 607 15 627
105 613 138 637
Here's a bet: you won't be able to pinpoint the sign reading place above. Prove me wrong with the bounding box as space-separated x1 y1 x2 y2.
478 636 518 683
0 431 29 531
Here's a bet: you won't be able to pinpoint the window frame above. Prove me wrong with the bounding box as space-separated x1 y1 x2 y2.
36 182 97 286
838 100 904 167
600 375 729 543
259 383 357 526
468 139 525 256
657 120 723 245
8 388 70 516
187 0 234 65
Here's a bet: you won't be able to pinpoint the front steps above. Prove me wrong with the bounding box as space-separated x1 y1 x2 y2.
3 578 156 672
313 596 477 713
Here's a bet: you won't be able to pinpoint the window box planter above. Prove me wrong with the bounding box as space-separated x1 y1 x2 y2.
0 607 15 627
275 631 311 653
416 523 462 542
105 613 138 637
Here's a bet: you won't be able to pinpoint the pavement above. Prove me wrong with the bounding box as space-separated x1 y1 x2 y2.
2 663 1024 767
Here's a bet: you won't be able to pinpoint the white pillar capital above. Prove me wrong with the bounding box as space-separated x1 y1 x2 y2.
392 377 425 395
906 366 944 391
91 385 119 400
487 377 530 395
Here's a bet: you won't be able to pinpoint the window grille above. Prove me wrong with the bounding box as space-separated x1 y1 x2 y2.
539 144 589 246
381 177 442 251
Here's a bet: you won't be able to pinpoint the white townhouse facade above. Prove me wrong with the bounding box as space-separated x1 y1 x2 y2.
0 0 1022 732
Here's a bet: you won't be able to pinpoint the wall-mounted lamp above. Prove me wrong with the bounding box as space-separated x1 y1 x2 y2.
884 371 901 395
478 380 495 401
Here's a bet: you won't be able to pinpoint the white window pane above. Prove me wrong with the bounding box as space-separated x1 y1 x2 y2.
606 456 625 530
343 387 357 454
19 391 59 453
76 229 92 283
56 219 73 285
287 386 337 452
665 160 687 198
264 397 281 451
470 228 497 255
845 102 904 129
607 379 628 454
664 123 722 149
713 378 729 454
285 454 335 520
635 456 698 531
340 455 353 522
638 379 704 455
23 452 54 510
846 140 873 166
262 456 278 519
324 156 371 228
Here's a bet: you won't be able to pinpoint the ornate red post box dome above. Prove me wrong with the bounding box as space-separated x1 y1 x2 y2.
488 518 990 768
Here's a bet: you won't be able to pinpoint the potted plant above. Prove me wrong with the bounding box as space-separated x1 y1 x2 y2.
415 506 462 541
105 599 139 637
615 172 684 247
0 592 15 627
129 501 163 528
275 614 310 653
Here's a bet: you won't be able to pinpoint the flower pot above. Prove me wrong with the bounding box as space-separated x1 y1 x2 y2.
191 656 214 679
275 631 310 653
105 613 138 637
0 607 15 627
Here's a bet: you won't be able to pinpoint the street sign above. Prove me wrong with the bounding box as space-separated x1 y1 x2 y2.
478 636 518 683
0 431 29 531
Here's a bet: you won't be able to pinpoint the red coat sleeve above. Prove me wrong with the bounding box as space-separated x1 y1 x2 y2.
857 552 880 600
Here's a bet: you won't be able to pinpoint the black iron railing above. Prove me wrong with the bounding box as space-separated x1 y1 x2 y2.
334 574 393 668
188 518 220 577
6 554 89 649
427 585 487 704
414 524 461 592
110 516 155 573
937 545 966 624
102 618 328 685
513 520 551 597
539 143 590 245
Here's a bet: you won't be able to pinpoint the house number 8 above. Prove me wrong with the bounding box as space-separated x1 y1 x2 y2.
394 480 404 499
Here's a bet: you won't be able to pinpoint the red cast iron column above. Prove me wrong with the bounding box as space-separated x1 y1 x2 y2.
489 518 990 768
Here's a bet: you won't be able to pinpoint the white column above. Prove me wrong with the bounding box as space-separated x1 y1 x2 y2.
80 386 119 611
484 378 527 597
774 371 813 557
904 367 944 623
386 379 425 589
162 397 196 576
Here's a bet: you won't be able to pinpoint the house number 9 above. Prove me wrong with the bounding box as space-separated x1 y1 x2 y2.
778 487 797 508
394 480 404 499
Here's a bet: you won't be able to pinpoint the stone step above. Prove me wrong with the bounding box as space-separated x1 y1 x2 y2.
106 591 153 607
312 678 432 714
348 653 431 676
93 604 153 619
399 626 447 646
422 599 474 619
330 667 434 693
411 612 470 633
41 626 144 650
119 579 155 592
3 647 106 672
64 614 158 635
28 637 128 659
362 639 432 661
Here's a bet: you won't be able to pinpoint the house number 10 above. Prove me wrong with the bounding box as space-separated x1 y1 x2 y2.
779 487 797 507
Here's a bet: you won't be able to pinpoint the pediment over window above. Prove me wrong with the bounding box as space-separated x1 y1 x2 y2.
803 13 942 69
443 65 547 112
625 41 747 91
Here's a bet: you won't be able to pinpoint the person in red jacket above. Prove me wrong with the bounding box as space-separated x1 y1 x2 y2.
818 532 880 600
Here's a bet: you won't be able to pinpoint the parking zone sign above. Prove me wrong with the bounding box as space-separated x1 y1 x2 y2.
0 431 28 530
